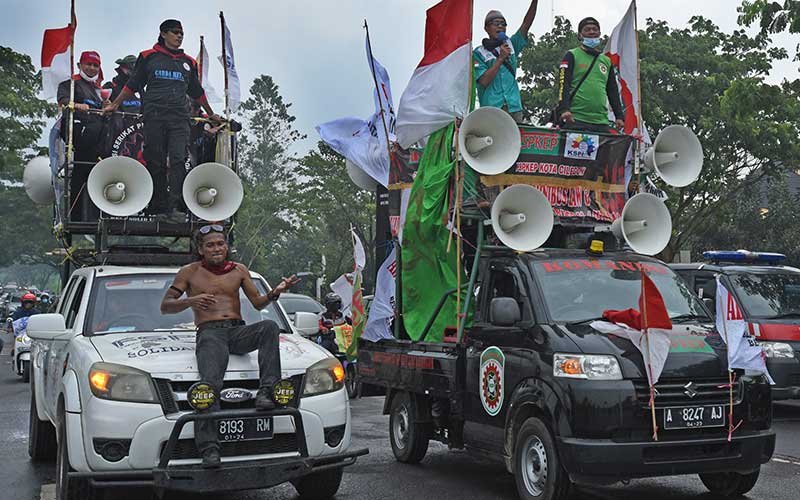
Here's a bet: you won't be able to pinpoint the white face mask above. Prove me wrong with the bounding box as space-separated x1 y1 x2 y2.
80 68 99 83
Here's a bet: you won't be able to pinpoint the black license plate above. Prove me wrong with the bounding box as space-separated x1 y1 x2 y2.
217 416 274 442
663 405 725 430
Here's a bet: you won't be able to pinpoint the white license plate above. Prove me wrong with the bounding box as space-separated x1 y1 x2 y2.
663 405 725 430
217 416 274 442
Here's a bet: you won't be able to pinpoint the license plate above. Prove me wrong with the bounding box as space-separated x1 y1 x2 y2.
663 405 725 430
216 416 274 442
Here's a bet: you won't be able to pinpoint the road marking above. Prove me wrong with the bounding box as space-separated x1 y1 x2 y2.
40 483 55 500
772 455 800 466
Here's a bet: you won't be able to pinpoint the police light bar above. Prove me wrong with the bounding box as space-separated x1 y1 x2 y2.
703 250 786 264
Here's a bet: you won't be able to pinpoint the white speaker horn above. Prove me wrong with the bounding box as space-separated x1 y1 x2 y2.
87 156 153 216
458 107 521 175
23 156 55 204
611 193 672 256
183 162 243 221
491 184 554 252
346 160 377 191
644 125 703 187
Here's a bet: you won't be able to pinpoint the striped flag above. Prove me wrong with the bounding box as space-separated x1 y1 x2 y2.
41 20 75 100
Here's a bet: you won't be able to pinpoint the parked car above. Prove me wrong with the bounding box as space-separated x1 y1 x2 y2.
280 293 324 325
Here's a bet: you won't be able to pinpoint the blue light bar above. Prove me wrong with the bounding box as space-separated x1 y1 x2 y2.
703 250 786 263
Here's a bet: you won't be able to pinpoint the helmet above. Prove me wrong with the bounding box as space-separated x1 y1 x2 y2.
21 292 36 302
324 293 342 310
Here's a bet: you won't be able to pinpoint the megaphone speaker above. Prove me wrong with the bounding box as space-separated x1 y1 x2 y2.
87 156 153 216
23 156 55 204
611 193 672 256
491 184 554 252
183 162 243 221
458 107 521 176
644 125 703 187
346 160 378 191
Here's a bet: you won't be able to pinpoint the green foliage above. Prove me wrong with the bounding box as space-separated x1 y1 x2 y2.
518 17 800 261
739 1 800 45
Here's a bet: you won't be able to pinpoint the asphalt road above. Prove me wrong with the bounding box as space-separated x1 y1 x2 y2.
1 339 799 500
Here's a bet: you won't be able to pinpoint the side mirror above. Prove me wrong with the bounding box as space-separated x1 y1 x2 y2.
294 311 320 337
490 297 521 327
27 314 68 340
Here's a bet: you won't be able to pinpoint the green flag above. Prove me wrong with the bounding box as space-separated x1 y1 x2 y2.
346 268 364 361
401 122 466 342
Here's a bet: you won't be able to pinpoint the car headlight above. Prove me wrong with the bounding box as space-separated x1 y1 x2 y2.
302 357 345 397
761 342 795 358
88 362 159 403
553 353 622 380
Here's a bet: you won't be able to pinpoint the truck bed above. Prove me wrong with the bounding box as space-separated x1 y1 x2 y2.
357 338 464 398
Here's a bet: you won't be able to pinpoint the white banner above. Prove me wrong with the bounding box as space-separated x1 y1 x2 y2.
197 39 221 103
363 247 397 342
218 19 241 112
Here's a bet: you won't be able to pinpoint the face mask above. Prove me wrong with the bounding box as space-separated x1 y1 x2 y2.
80 69 99 83
582 37 601 49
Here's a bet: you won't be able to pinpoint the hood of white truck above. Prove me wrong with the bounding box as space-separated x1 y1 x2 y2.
89 331 330 376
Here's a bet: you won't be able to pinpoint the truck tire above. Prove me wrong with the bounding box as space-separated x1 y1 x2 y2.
29 382 57 461
56 411 104 500
389 391 429 464
513 418 570 500
699 469 760 497
21 360 30 383
292 468 343 500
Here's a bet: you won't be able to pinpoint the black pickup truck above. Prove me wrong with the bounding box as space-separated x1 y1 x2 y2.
358 247 775 500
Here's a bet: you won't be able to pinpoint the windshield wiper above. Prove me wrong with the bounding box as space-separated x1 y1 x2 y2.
766 312 800 320
567 317 606 325
669 313 710 323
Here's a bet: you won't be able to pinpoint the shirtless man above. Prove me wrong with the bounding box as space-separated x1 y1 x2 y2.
160 224 298 467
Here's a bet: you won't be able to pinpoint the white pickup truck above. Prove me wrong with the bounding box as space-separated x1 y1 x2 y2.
26 265 367 500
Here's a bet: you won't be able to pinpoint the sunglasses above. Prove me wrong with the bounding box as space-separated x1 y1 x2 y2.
198 224 224 234
489 20 507 28
169 29 184 35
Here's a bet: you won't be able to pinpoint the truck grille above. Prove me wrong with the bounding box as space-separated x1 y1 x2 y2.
161 434 299 460
633 377 742 408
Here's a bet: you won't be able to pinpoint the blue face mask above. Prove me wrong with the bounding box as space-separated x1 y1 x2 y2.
582 37 601 49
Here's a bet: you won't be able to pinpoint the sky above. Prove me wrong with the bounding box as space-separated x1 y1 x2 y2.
2 0 798 153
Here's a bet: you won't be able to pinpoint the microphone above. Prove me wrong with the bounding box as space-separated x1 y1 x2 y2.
498 31 510 44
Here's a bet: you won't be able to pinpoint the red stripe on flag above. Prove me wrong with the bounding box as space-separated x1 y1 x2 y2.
640 271 672 330
608 53 638 134
41 25 75 68
418 0 472 67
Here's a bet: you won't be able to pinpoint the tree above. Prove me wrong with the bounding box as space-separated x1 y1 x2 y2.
739 1 800 58
517 17 800 261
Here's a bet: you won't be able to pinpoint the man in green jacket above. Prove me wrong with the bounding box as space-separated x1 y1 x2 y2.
473 2 539 122
557 17 625 133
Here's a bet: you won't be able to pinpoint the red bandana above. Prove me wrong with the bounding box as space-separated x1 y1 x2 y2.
201 259 237 275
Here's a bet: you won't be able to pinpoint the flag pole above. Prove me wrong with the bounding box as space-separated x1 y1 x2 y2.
220 11 230 121
66 0 76 221
363 20 392 164
633 0 642 176
641 270 659 441
198 35 205 86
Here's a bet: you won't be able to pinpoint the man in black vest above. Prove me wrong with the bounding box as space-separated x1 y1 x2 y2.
104 19 222 220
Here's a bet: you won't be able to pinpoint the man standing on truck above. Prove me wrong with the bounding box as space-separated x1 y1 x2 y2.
160 224 299 467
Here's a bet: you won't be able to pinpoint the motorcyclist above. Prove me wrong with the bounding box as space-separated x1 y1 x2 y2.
39 292 53 313
12 293 41 321
315 293 351 354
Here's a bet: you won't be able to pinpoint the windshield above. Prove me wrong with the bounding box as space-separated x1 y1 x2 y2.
280 297 323 315
728 271 800 319
86 274 290 335
530 258 708 323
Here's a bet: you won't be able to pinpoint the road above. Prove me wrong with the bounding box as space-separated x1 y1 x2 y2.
1 340 799 500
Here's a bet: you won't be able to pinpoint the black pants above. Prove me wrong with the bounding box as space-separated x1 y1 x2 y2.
194 320 282 452
143 118 190 214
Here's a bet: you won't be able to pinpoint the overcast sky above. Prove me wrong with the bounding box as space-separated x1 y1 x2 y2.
2 0 798 153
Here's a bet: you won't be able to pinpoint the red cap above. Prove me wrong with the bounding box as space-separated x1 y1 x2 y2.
79 51 101 65
21 293 36 302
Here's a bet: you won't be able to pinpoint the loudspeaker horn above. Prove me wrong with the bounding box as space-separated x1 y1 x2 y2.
611 193 672 256
87 156 153 216
458 107 521 176
491 184 554 251
23 156 55 204
644 125 703 187
183 162 243 221
346 160 377 191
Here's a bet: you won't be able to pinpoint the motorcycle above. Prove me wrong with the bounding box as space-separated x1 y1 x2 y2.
11 317 31 383
314 319 359 399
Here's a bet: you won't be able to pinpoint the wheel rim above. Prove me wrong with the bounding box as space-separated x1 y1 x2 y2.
392 404 410 450
521 435 548 496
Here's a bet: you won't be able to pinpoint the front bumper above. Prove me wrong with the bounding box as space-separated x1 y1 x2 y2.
70 408 368 492
765 355 800 400
557 430 775 483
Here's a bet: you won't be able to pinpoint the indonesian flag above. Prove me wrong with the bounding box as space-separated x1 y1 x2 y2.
197 37 221 103
395 0 472 148
41 20 76 100
605 1 641 135
591 271 673 386
715 278 774 383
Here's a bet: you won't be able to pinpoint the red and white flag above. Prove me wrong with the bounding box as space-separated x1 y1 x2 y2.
41 20 76 100
605 1 642 136
591 271 673 386
395 0 472 148
715 278 774 383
